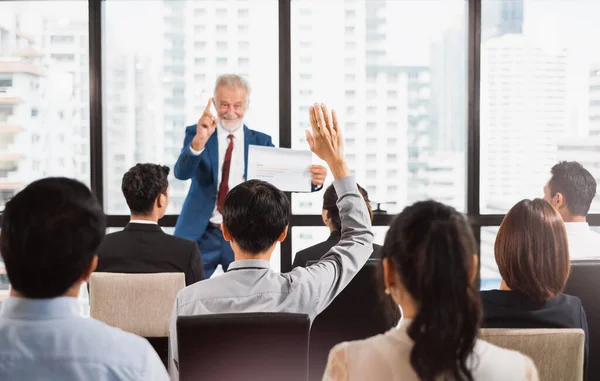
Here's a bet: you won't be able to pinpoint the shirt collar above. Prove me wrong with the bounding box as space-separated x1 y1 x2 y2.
227 259 271 271
564 222 591 233
0 296 80 320
129 220 158 225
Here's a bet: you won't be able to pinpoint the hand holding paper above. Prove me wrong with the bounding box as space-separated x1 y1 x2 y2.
305 103 348 180
247 146 313 192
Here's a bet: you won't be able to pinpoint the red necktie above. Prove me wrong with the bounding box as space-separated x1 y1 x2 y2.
217 134 235 213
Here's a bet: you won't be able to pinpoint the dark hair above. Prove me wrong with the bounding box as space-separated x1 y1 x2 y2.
548 161 596 216
0 178 106 298
382 200 480 381
222 180 290 254
322 184 373 231
496 199 570 302
121 163 170 215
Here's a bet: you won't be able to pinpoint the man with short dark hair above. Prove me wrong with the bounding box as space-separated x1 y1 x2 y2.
168 104 374 379
544 161 600 259
0 177 168 380
96 164 204 285
292 183 382 268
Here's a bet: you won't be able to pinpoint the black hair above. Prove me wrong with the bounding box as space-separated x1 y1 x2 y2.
322 184 372 231
0 177 106 298
548 161 597 216
382 200 480 381
121 163 170 215
222 180 290 254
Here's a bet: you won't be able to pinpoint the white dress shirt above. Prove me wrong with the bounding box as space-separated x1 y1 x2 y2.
189 123 245 225
564 222 600 259
322 318 538 381
129 220 158 225
168 177 373 380
0 297 169 381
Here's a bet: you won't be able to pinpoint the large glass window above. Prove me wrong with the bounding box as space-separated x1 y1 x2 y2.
480 0 600 213
291 0 467 215
0 1 90 211
102 1 278 214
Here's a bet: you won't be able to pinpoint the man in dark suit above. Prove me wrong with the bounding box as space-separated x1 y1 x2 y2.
293 184 382 268
96 164 204 285
173 74 327 277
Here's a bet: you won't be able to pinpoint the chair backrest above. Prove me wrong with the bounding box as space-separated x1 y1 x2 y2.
480 328 585 381
177 313 310 381
89 272 185 337
564 259 600 381
307 259 400 381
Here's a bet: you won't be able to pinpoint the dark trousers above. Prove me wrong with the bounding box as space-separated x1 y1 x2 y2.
198 225 234 278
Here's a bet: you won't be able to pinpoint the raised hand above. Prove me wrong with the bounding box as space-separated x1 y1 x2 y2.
192 98 217 151
305 103 348 179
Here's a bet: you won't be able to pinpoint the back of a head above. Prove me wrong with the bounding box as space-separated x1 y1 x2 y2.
0 178 106 298
222 180 290 254
382 200 479 381
495 198 570 302
121 163 170 215
548 161 597 217
322 184 373 231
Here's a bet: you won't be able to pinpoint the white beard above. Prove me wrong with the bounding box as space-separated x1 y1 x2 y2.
220 117 243 133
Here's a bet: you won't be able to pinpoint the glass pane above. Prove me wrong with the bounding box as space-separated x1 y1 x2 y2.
291 226 389 263
291 0 467 214
480 0 600 213
0 1 90 211
480 226 501 290
102 1 278 214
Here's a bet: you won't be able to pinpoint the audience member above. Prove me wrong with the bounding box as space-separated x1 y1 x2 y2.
481 198 588 376
293 183 381 268
168 104 374 379
323 200 538 381
0 178 168 380
96 164 204 285
544 161 600 259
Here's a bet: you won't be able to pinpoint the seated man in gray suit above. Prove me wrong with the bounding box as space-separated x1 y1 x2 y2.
168 104 374 379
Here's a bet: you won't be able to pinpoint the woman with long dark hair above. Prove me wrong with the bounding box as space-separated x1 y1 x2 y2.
322 200 538 381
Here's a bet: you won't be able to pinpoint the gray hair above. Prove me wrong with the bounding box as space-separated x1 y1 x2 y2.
214 74 251 104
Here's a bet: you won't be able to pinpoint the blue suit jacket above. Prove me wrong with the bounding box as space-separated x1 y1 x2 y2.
173 124 274 243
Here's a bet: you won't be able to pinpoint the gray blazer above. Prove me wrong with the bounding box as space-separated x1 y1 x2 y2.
168 176 374 380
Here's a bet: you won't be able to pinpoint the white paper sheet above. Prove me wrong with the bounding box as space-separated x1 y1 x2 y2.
247 145 312 192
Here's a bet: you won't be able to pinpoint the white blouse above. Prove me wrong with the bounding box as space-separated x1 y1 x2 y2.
323 318 538 381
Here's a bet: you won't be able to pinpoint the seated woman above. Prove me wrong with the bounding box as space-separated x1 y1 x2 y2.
322 200 538 381
481 198 588 374
292 184 381 268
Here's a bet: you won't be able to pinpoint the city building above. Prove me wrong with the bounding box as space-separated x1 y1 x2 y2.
480 33 568 213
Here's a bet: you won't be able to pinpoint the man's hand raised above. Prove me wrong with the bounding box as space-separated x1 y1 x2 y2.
192 98 217 151
305 103 349 180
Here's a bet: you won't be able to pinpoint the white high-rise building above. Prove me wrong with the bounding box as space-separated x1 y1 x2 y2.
480 34 568 212
590 63 600 137
0 7 80 209
40 17 89 183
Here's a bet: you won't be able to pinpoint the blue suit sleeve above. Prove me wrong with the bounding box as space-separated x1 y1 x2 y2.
174 126 205 180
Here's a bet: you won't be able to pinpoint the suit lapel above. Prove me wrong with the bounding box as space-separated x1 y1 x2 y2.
243 125 255 179
206 132 219 184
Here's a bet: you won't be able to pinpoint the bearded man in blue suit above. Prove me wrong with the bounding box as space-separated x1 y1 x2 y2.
174 74 327 277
